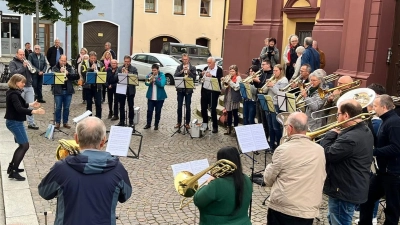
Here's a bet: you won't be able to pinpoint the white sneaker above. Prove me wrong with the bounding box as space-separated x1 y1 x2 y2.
372 218 377 225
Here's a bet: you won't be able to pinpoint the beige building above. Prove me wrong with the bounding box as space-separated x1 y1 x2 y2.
132 0 226 57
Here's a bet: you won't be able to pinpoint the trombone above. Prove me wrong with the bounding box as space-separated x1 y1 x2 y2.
174 159 236 209
290 74 339 95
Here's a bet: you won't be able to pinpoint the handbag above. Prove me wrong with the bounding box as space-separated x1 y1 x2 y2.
219 109 228 126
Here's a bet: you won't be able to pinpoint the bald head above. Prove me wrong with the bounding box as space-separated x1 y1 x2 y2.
16 49 25 60
287 112 308 135
338 76 353 85
339 99 362 118
75 117 107 150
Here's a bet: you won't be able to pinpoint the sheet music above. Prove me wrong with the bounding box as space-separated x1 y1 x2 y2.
286 93 296 113
55 73 65 85
116 84 127 94
203 77 211 89
106 126 133 157
72 110 92 123
118 73 128 85
174 77 185 88
235 124 270 153
171 159 210 185
128 74 139 85
277 91 287 112
96 72 107 84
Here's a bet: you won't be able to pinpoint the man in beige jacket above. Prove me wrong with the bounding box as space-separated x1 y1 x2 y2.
264 112 326 225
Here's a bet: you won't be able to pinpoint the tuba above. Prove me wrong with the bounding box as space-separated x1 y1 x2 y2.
24 57 37 73
174 159 237 209
56 139 80 160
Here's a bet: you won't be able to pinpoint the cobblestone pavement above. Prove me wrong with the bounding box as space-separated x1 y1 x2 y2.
22 83 388 225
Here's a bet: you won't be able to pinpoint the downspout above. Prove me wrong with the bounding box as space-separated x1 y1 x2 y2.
130 0 135 55
221 0 228 57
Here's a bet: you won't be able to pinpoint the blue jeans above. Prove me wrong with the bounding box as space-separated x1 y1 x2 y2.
21 86 35 126
177 91 192 125
243 100 256 125
327 197 356 225
32 74 44 100
6 120 29 144
147 100 164 126
54 90 72 124
266 105 282 149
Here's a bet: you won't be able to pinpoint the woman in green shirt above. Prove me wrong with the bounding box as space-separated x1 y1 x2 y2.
193 146 253 225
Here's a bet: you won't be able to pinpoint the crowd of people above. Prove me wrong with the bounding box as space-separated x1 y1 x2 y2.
4 34 400 225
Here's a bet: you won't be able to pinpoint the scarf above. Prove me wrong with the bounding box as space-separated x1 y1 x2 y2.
231 75 237 83
104 59 111 70
287 45 292 63
308 86 319 96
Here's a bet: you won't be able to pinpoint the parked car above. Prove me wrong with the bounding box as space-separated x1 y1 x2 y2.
130 53 199 85
161 42 212 65
195 59 223 78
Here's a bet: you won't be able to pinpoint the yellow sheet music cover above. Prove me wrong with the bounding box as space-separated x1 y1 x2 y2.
96 72 107 84
286 93 296 113
184 77 194 89
265 95 276 113
211 78 220 91
54 73 65 85
244 83 252 99
128 74 139 85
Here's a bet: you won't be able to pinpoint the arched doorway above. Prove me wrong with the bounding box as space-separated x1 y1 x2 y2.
196 37 209 47
84 21 119 59
150 36 179 53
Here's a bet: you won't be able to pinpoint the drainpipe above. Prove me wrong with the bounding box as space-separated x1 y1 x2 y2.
221 0 228 57
130 0 135 55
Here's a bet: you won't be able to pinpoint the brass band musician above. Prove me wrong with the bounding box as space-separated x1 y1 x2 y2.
221 65 242 135
324 75 354 124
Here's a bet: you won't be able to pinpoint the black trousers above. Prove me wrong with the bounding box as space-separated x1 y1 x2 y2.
117 93 135 125
200 89 219 129
107 87 117 116
359 173 400 225
267 208 313 225
102 84 107 102
84 87 102 118
256 101 270 139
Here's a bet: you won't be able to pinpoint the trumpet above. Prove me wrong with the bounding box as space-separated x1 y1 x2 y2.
242 70 261 83
200 68 211 83
62 66 68 82
145 72 156 84
24 57 37 73
183 65 189 78
259 76 277 93
122 65 129 74
280 75 302 92
222 74 232 88
174 159 236 209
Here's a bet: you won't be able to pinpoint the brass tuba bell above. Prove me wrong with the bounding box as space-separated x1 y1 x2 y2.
56 139 80 160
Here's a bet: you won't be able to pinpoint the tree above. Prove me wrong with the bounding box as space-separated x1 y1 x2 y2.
5 0 95 60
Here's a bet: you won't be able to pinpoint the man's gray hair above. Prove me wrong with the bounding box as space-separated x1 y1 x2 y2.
309 69 327 88
288 114 308 132
295 46 306 54
76 117 106 149
207 57 216 63
105 42 111 47
34 44 41 49
288 34 298 42
304 37 313 46
376 94 395 110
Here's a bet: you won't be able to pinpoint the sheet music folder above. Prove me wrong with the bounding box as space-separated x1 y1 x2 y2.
203 77 220 92
174 77 195 89
118 73 139 86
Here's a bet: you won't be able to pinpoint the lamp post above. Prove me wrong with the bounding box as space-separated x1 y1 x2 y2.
35 0 39 45
65 6 68 57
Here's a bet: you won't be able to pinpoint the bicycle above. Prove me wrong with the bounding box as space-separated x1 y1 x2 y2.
0 65 11 83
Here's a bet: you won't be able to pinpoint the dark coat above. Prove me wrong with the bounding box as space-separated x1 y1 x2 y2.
105 67 119 89
5 89 32 121
373 110 400 174
321 122 374 204
80 60 105 90
46 46 64 67
174 63 197 93
51 62 80 95
301 46 320 73
201 66 223 95
28 52 48 74
9 57 33 87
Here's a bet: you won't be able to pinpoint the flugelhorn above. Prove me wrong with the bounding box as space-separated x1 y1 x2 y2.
145 72 156 84
222 74 232 88
259 76 277 93
24 57 37 73
174 159 237 209
242 70 261 83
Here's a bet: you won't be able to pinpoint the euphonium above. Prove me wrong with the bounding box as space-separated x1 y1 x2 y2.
24 57 37 73
242 70 261 83
174 159 237 209
56 139 80 160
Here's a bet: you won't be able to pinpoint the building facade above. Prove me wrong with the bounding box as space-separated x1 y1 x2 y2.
132 0 227 58
223 0 400 95
0 0 133 62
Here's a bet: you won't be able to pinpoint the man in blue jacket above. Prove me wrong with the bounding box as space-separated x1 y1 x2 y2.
38 117 132 225
301 37 320 72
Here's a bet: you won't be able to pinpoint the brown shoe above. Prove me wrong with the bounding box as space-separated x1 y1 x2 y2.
174 123 181 129
55 123 60 129
63 124 71 129
184 124 190 129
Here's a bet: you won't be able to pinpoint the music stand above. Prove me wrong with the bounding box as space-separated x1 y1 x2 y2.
86 72 107 84
234 124 270 220
171 77 194 138
105 126 142 159
40 73 68 140
277 91 296 112
202 77 221 144
116 73 141 136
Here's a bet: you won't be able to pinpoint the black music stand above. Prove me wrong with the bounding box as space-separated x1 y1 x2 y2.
40 73 68 140
116 73 140 134
171 77 194 138
106 126 142 159
276 92 296 112
202 77 220 144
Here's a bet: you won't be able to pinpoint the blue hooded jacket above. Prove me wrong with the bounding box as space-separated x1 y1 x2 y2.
38 150 132 225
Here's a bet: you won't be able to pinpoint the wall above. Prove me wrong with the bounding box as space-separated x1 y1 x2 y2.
242 0 257 25
132 0 225 57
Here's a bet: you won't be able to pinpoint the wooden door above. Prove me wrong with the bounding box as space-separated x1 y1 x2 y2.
150 36 179 53
295 22 315 44
33 22 53 52
84 21 118 59
387 1 400 96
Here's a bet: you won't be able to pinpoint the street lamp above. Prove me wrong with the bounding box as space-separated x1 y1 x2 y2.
35 0 39 45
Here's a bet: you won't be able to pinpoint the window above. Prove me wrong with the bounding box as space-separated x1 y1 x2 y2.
133 54 147 63
1 15 21 55
148 56 160 65
174 0 185 14
188 48 198 55
145 0 156 12
200 0 210 16
199 48 210 56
